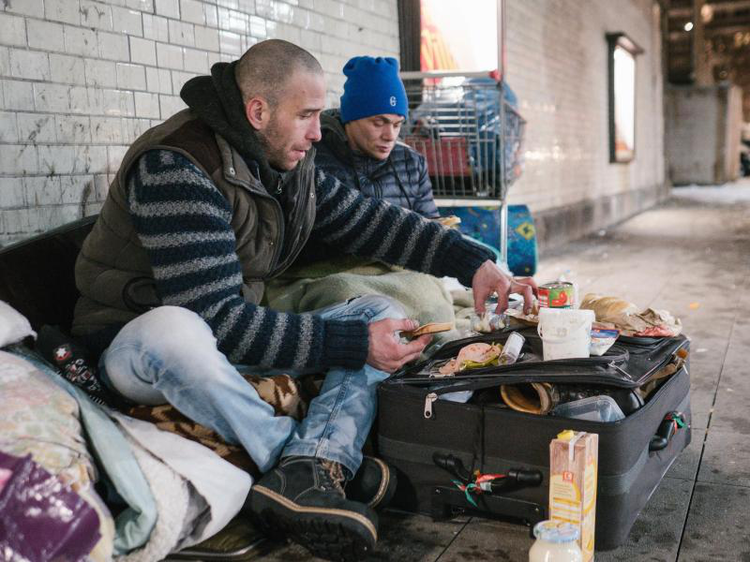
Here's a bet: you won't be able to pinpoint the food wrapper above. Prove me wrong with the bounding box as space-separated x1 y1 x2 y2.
505 299 540 327
436 342 503 376
520 292 682 338
589 328 619 356
629 308 682 337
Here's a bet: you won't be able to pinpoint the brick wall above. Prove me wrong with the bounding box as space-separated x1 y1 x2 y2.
0 0 666 248
0 0 398 244
504 0 665 226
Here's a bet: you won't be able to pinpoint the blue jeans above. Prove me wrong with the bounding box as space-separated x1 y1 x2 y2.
99 295 405 476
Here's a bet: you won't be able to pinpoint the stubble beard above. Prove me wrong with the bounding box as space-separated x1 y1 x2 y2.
256 117 289 171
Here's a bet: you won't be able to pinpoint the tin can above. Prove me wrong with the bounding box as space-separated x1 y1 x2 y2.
538 282 575 308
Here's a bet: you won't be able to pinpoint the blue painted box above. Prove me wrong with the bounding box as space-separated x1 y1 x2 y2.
438 204 537 276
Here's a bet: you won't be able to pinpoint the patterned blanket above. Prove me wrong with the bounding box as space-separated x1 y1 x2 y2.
125 373 319 476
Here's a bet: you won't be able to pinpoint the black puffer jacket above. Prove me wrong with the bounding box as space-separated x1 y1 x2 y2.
315 109 439 218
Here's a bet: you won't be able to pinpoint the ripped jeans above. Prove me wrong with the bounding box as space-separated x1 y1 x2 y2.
98 295 405 476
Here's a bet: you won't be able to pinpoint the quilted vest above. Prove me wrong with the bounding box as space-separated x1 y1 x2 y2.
72 109 317 337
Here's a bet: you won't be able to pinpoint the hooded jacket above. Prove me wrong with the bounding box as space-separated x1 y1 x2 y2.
314 110 439 218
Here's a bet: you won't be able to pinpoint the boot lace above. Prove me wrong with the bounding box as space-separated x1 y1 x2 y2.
319 459 346 494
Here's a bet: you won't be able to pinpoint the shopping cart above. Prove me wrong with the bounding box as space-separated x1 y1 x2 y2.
399 71 532 272
400 71 526 201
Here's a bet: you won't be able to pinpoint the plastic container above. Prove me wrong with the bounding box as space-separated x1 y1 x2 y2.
529 520 583 562
551 395 626 423
498 331 525 365
537 308 595 361
470 310 505 333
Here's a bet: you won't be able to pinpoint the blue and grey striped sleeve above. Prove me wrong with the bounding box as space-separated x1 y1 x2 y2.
126 149 369 371
312 168 494 286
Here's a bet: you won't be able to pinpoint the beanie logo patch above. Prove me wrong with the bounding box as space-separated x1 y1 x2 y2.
390 95 397 107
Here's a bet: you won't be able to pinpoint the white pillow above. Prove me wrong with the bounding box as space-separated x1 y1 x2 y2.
0 300 36 347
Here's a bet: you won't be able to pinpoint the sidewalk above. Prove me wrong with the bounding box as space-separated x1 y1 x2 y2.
261 182 750 562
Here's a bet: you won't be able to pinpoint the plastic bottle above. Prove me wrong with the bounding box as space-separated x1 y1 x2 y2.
528 520 583 562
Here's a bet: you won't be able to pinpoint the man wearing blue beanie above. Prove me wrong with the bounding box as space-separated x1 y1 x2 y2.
315 56 439 217
340 56 409 123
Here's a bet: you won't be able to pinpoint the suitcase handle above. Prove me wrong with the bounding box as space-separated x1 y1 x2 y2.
433 452 471 481
432 453 543 492
649 411 686 451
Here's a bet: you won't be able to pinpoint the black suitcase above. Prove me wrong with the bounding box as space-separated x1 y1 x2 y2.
376 328 691 551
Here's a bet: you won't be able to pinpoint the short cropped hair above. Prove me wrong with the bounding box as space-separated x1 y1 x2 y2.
235 39 323 107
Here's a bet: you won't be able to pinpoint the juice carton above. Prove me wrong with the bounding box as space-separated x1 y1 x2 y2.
549 430 598 561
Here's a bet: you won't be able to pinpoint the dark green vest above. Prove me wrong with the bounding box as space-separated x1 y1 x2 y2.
72 109 317 337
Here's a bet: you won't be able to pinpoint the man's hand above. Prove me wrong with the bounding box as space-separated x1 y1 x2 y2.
367 318 432 373
472 260 538 315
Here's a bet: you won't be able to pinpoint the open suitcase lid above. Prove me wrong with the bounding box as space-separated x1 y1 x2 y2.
389 328 689 391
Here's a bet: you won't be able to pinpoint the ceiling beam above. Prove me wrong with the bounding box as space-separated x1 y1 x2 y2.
705 0 750 12
668 0 750 16
704 24 750 35
668 24 750 39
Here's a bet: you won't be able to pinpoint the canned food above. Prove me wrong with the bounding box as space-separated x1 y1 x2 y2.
538 282 575 308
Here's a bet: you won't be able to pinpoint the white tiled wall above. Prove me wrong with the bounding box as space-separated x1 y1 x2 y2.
0 0 399 243
504 0 665 214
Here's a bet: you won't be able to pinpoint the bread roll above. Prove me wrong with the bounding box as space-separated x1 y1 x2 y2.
402 321 454 338
580 293 638 322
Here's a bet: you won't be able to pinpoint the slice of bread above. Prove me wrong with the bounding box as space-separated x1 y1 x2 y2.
402 321 455 338
436 215 461 228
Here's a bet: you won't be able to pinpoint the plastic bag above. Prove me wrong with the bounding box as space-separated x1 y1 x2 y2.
0 300 36 347
551 395 626 423
0 450 101 562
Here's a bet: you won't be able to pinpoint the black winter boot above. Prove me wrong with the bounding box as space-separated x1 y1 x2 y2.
346 456 397 510
249 456 378 561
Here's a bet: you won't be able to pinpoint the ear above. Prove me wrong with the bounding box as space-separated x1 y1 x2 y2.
244 97 270 130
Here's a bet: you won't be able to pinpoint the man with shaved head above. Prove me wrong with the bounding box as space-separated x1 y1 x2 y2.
72 39 535 560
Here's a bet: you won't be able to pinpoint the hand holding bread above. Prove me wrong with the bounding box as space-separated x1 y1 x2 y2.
401 321 454 339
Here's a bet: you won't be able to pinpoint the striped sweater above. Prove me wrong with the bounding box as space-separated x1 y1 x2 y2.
127 149 493 371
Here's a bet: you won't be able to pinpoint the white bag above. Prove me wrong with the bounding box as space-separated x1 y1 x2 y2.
0 300 36 347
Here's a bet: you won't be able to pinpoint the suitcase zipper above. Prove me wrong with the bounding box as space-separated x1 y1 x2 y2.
396 350 629 383
608 360 633 379
424 392 438 419
408 362 689 424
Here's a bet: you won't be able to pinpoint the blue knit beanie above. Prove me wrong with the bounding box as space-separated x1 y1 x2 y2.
339 56 408 123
